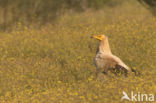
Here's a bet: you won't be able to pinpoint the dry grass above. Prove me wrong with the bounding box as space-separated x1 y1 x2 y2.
0 2 156 103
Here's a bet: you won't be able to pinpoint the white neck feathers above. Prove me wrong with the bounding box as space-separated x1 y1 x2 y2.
99 38 112 54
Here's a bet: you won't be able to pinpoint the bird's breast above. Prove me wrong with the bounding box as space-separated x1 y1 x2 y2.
94 53 107 70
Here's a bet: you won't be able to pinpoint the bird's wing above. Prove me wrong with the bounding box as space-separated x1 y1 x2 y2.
97 54 118 68
111 55 131 71
100 55 129 76
95 54 118 72
109 64 128 76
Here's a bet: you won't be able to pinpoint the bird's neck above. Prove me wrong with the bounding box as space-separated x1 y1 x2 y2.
98 39 112 54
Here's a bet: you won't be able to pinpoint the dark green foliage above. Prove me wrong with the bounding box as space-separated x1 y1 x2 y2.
138 0 156 15
0 0 122 31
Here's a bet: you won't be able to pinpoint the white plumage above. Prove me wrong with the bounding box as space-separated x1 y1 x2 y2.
91 35 135 76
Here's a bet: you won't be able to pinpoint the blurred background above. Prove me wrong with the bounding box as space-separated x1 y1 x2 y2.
0 0 155 31
0 0 156 103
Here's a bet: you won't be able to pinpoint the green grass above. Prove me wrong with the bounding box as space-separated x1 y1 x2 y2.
0 3 156 103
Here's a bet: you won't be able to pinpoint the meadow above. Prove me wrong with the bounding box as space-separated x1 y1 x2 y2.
0 2 156 103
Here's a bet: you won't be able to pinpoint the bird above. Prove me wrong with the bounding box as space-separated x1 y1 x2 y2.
91 35 138 77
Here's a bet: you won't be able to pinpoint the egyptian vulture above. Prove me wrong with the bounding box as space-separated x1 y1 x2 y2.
91 35 137 76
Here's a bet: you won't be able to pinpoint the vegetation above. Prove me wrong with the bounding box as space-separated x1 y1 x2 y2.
0 1 156 103
0 0 123 31
0 0 155 31
138 0 156 15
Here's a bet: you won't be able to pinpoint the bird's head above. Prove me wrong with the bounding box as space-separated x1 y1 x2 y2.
91 35 108 41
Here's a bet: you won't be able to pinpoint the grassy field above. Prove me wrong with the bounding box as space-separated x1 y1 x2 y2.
0 2 156 103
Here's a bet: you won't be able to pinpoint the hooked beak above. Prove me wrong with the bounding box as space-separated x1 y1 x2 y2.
90 35 103 41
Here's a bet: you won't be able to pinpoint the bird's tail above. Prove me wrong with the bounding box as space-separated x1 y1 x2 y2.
131 68 141 76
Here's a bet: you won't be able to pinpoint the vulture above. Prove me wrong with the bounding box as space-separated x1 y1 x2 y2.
91 35 137 76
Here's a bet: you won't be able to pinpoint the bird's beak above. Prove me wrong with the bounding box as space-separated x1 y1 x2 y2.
91 35 103 41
